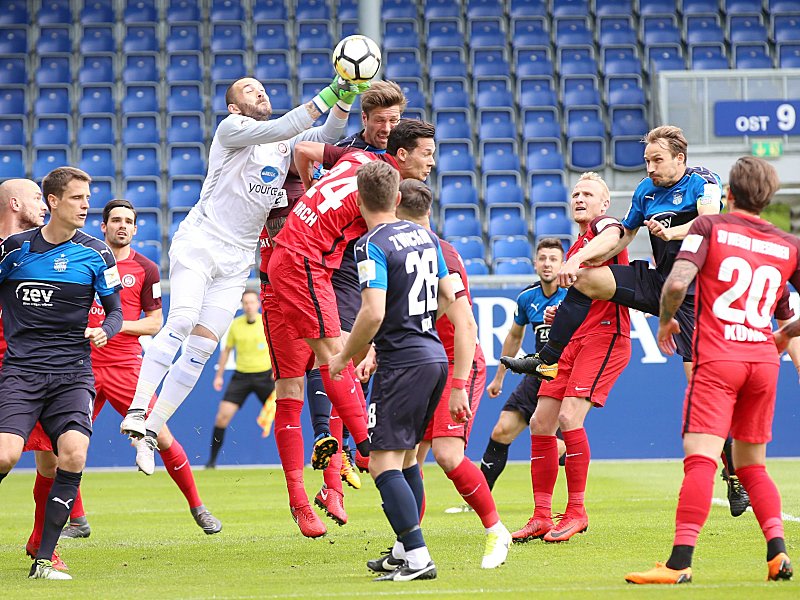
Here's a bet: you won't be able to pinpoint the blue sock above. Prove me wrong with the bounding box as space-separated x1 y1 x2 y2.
402 464 425 518
375 469 425 551
306 368 331 437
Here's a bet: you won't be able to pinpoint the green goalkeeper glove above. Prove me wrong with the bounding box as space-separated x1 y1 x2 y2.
313 77 369 111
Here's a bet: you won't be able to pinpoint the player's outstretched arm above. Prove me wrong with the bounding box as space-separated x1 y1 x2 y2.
330 288 386 379
121 308 162 337
488 322 525 398
293 141 327 190
445 294 477 422
558 223 626 287
657 259 699 355
436 274 456 321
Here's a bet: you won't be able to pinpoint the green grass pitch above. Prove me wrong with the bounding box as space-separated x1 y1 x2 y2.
1 460 797 598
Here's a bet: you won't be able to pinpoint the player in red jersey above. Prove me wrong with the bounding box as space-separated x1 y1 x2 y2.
264 120 436 536
627 157 799 585
390 179 511 569
506 172 631 543
24 200 221 556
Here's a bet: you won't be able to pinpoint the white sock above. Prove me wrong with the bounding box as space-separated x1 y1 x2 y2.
486 521 506 535
405 546 431 570
129 326 185 413
391 539 405 560
145 335 217 433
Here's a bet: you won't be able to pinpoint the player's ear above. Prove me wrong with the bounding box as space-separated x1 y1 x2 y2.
47 194 58 209
396 147 408 162
394 191 401 208
228 103 241 114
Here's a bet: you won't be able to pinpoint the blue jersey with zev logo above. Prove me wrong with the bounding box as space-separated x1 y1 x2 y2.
0 228 121 372
356 220 448 368
513 282 568 352
622 166 723 277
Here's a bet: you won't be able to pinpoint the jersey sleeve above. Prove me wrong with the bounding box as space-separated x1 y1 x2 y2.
621 185 647 230
590 215 624 237
0 235 23 282
138 256 162 312
774 285 794 321
675 215 712 269
93 244 122 297
435 242 448 279
514 291 531 326
322 145 354 169
689 168 723 210
357 239 388 290
216 110 314 148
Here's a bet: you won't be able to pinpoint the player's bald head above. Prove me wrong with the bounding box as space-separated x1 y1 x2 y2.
226 77 272 121
0 178 41 212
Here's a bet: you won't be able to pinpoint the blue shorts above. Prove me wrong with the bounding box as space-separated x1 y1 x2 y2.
332 250 361 332
502 375 541 424
368 362 448 451
0 367 94 453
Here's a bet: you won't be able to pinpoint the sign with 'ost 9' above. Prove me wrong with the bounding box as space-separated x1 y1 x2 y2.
714 100 800 136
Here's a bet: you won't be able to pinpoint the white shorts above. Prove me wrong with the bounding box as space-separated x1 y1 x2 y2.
167 220 253 338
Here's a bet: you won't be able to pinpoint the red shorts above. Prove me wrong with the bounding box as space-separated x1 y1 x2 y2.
268 245 341 340
539 333 631 407
683 361 779 444
23 362 157 453
261 281 315 380
423 356 487 443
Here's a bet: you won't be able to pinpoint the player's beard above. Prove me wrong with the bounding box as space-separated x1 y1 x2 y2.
239 101 272 121
107 238 131 250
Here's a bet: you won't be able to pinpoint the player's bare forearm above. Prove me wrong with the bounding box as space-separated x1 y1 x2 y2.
303 100 324 123
659 259 698 325
436 276 455 320
664 200 721 241
583 226 634 266
120 309 162 337
293 141 325 190
777 318 800 371
446 296 477 381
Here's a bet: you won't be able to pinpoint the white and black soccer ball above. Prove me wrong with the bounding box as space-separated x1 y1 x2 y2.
332 35 382 83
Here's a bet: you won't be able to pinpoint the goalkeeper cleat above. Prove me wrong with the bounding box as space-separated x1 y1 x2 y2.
373 561 437 582
29 559 72 580
135 435 158 475
367 548 405 573
26 542 68 572
340 449 362 489
314 484 348 526
311 432 338 470
291 504 327 538
625 562 692 585
511 516 554 543
481 524 511 569
543 511 589 543
721 470 750 517
767 553 793 581
120 409 146 440
60 516 91 539
500 353 558 381
191 505 222 535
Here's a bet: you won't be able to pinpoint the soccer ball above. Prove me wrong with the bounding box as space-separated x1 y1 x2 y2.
332 35 382 84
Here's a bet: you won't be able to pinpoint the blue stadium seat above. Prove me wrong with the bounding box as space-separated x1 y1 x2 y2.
37 26 71 54
79 55 115 84
81 214 105 239
735 44 772 68
81 1 115 23
437 141 476 172
212 52 247 81
649 46 686 71
336 0 358 19
382 0 417 18
210 0 245 21
435 110 471 140
432 83 470 110
774 16 800 44
519 78 558 108
729 16 768 45
89 180 115 207
36 56 71 85
384 50 422 79
211 24 245 52
132 241 162 266
124 24 158 52
778 43 800 68
511 17 549 47
686 16 724 45
169 146 206 177
612 137 646 170
123 115 160 145
76 85 111 116
124 147 161 178
0 56 26 84
338 18 359 38
167 0 201 22
34 149 70 179
639 0 676 14
298 51 331 79
476 78 514 109
384 19 419 50
534 211 572 238
523 111 561 141
39 1 71 26
124 1 158 24
32 117 69 147
554 17 593 46
603 47 641 75
427 19 464 49
296 22 333 51
567 127 606 171
553 0 589 17
724 0 764 15
168 113 204 144
123 84 158 113
495 258 535 275
0 1 27 25
564 84 602 109
169 178 202 209
443 214 481 239
451 237 486 262
167 53 203 82
464 259 489 275
643 17 682 45
0 148 25 178
78 116 115 146
479 109 516 140
529 171 566 193
0 26 27 53
527 143 565 172
254 51 291 81
485 173 525 206
493 236 532 261
123 53 159 83
468 0 505 18
79 147 116 179
531 181 569 204
439 172 479 206
0 87 24 114
264 81 293 111
442 205 479 223
424 0 462 19
472 48 510 77
296 0 331 20
0 117 24 146
34 86 70 115
429 49 468 78
469 18 506 49
691 44 729 69
559 48 598 76
124 179 162 210
482 141 521 172
598 16 637 46
595 0 634 16
489 215 527 240
681 0 719 14
487 203 524 222
769 0 800 13
167 24 201 52
299 79 329 103
254 22 289 51
134 213 161 243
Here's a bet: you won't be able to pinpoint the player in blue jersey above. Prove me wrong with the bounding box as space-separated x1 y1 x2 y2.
0 167 123 580
328 161 455 582
480 238 568 490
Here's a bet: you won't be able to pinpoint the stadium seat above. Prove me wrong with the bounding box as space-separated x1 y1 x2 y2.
124 179 162 210
643 17 682 46
167 0 201 22
778 43 800 68
450 237 485 261
515 48 555 78
432 82 470 110
478 109 516 140
211 52 248 81
691 45 729 69
81 1 115 23
598 16 637 47
476 80 515 110
167 53 203 82
134 213 161 243
296 0 331 20
0 26 27 53
493 236 532 261
167 24 202 52
124 1 158 24
81 214 105 239
0 117 24 146
210 0 245 21
123 53 159 83
123 115 160 145
124 24 158 52
32 117 69 148
298 51 331 79
429 49 468 78
485 172 525 205
0 87 24 115
443 215 481 239
494 258 535 275
511 17 549 47
123 84 159 113
124 147 161 178
687 16 725 45
36 56 71 85
75 85 112 115
729 16 768 45
0 148 25 178
534 211 572 238
487 203 524 223
681 0 719 14
384 50 422 79
38 0 71 24
0 1 27 24
724 0 764 15
34 86 70 116
604 48 642 76
132 241 162 266
37 26 71 54
0 56 25 85
639 0 676 14
382 0 417 18
254 22 289 51
79 55 115 84
427 19 464 48
650 47 686 72
437 141 476 173
89 180 115 207
568 132 606 171
735 44 772 68
769 0 800 13
77 116 115 146
425 0 461 19
168 114 204 144
554 17 593 46
464 259 489 275
79 147 116 179
296 22 333 51
559 49 598 76
469 18 506 49
254 51 291 81
435 110 471 140
527 143 566 172
169 146 206 177
595 0 634 17
482 141 521 172
211 23 246 52
169 178 202 209
774 16 800 44
472 49 511 77
384 19 419 50
531 181 569 205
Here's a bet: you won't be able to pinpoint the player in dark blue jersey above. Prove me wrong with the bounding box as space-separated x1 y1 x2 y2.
328 161 454 582
0 167 123 580
480 238 568 490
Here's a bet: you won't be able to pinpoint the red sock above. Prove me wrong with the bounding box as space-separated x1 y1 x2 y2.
323 410 344 494
446 457 499 528
69 487 86 520
28 472 54 549
274 397 308 507
736 464 784 542
673 454 718 547
159 439 202 509
319 363 367 446
531 435 559 520
562 427 591 514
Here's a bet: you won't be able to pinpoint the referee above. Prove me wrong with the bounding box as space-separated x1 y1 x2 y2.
206 290 274 468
